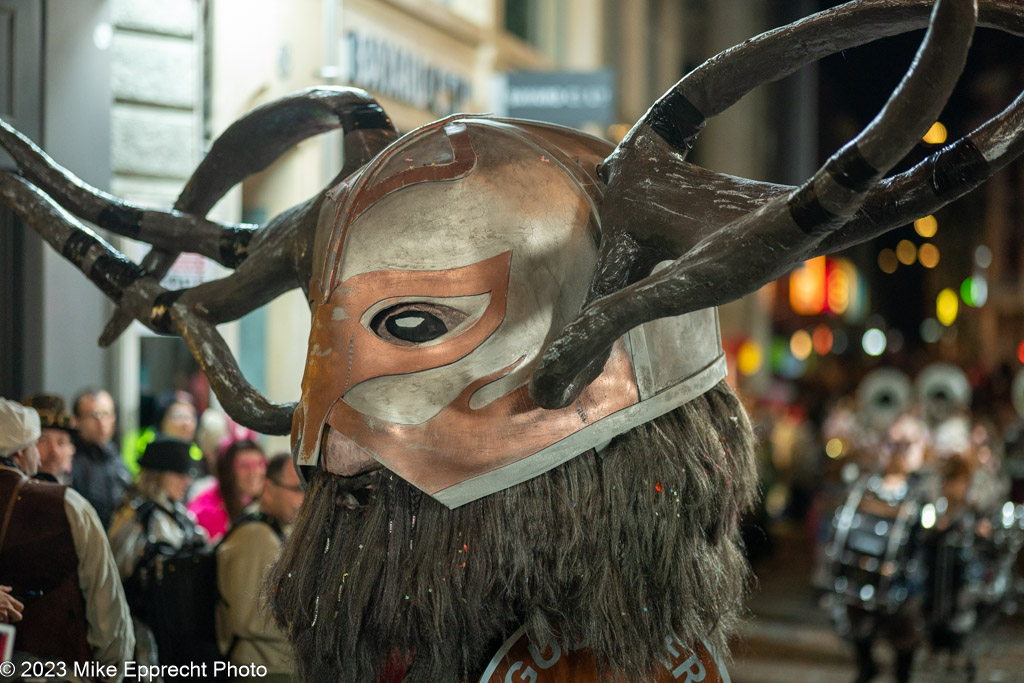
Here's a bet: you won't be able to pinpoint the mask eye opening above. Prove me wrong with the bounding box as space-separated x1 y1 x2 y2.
369 302 469 346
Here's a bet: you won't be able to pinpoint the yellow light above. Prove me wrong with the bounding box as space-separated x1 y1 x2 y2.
878 248 898 274
914 215 938 238
606 124 630 142
833 258 863 320
765 484 789 517
825 438 844 459
896 239 917 265
737 340 763 376
919 243 940 268
789 256 827 315
827 265 849 314
813 324 834 355
923 121 947 145
937 288 959 326
790 330 813 360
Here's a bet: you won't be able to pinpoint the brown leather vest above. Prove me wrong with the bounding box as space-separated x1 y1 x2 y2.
0 467 92 664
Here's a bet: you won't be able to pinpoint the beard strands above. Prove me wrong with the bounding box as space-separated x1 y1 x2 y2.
409 488 422 551
308 477 341 669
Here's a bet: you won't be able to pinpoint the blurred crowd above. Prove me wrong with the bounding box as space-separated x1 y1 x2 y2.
0 388 303 683
9 364 1024 683
746 361 1024 683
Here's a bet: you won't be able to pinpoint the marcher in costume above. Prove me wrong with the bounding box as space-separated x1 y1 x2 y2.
3 1 1024 681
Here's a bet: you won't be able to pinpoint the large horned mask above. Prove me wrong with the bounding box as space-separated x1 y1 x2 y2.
2 0 1024 506
294 118 724 506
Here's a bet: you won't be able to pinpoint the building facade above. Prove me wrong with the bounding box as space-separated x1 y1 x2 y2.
3 0 785 449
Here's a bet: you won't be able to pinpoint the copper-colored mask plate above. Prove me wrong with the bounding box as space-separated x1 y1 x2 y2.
292 117 726 507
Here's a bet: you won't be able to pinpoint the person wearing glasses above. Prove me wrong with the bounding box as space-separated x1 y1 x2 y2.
71 388 131 528
215 453 304 682
188 439 268 543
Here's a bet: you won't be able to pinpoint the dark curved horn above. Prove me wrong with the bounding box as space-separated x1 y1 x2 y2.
101 86 398 345
0 88 400 434
0 171 295 434
817 87 1024 255
176 87 395 215
0 119 259 268
601 82 1024 262
531 0 982 409
581 0 1024 308
618 0 1022 163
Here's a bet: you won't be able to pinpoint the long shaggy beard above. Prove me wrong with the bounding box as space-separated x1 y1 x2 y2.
266 380 758 682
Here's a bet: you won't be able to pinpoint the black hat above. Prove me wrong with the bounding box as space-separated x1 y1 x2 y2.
138 438 199 475
22 394 75 433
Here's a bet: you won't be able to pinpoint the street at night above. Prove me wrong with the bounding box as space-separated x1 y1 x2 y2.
733 522 1024 682
4 2 1024 682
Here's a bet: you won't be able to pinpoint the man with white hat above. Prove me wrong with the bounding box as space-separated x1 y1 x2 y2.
0 397 41 475
0 397 134 681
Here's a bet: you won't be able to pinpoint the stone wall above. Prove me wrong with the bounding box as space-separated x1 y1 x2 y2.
109 0 201 207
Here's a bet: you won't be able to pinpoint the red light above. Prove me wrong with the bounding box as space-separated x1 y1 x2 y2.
1018 341 1024 364
812 325 834 355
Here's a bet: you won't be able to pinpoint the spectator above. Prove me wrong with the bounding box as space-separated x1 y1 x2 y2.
107 437 204 667
22 394 76 484
0 397 134 681
188 439 267 543
159 398 198 442
216 454 304 681
72 388 131 527
192 408 229 495
129 392 202 476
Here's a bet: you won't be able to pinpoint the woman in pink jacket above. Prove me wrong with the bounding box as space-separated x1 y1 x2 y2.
187 439 266 542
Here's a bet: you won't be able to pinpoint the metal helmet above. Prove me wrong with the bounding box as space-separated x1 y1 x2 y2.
292 117 725 507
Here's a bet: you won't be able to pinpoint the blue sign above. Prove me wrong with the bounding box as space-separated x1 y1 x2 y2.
501 70 616 128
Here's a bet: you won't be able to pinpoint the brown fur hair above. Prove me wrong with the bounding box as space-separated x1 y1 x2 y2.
266 380 758 682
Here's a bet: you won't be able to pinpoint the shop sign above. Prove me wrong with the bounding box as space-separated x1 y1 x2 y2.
500 70 615 128
343 31 472 116
161 253 221 290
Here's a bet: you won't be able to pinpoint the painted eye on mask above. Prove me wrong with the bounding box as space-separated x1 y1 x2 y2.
370 302 470 346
